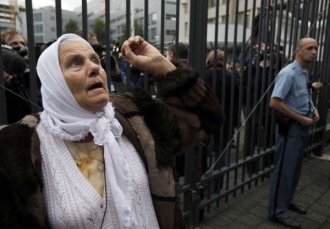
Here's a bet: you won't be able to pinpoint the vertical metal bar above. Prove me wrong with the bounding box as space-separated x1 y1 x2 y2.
126 0 132 93
55 0 62 37
239 0 249 195
288 0 298 61
282 1 290 67
82 0 88 40
243 0 257 193
292 0 300 51
318 0 330 155
248 0 266 185
231 0 239 198
210 0 220 208
188 0 210 212
257 0 271 155
126 0 131 39
315 0 326 88
0 45 7 124
144 0 149 41
105 0 111 85
160 0 165 55
212 0 220 93
222 0 230 202
300 0 309 38
175 0 180 50
144 0 149 91
188 0 208 79
310 0 319 38
25 0 38 113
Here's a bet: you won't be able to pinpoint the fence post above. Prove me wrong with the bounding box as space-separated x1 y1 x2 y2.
25 0 39 113
188 0 208 80
315 1 330 156
0 46 7 125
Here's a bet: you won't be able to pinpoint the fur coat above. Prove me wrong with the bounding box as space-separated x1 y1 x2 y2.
0 64 224 229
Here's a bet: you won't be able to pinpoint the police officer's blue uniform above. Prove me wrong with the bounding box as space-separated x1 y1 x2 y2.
268 60 314 220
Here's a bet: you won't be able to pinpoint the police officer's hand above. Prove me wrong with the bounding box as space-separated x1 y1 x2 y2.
299 116 313 127
311 82 323 90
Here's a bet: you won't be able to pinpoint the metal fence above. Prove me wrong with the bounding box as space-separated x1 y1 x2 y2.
1 0 330 226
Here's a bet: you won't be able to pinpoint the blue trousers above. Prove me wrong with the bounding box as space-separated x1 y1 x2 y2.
268 123 308 220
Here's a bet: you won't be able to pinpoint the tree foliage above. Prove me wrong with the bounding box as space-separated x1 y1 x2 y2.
64 19 79 34
93 18 106 45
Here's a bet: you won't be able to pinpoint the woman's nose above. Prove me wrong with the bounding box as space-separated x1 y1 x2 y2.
88 61 101 77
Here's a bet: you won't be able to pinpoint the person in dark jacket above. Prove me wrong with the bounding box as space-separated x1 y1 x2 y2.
204 49 239 188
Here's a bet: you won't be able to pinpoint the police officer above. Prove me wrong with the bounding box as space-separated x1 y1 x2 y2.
268 38 319 229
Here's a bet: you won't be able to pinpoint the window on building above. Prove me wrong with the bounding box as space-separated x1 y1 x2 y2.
221 15 226 23
117 25 121 34
50 16 55 21
166 14 176 21
151 13 157 25
34 13 42 22
51 27 55 32
222 0 226 5
151 27 157 40
166 30 176 36
185 22 188 36
166 0 176 5
34 24 43 33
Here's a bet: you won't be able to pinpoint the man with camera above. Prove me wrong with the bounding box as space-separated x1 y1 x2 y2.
1 29 37 124
268 38 319 229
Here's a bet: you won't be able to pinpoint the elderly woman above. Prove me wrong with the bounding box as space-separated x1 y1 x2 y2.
0 34 223 229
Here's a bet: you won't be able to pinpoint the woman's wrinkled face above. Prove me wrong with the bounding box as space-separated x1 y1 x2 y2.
59 40 109 112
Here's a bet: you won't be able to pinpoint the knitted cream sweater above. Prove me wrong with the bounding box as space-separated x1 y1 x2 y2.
37 122 159 229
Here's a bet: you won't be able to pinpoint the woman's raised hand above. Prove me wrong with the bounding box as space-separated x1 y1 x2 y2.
121 36 176 76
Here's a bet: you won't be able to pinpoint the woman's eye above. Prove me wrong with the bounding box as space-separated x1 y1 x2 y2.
92 58 100 64
70 60 81 67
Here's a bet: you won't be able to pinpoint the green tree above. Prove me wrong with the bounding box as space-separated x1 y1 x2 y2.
64 19 79 33
93 18 106 45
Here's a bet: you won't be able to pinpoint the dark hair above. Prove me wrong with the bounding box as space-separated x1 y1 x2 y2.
167 42 188 60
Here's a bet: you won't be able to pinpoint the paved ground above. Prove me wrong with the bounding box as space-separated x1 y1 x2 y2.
195 153 330 229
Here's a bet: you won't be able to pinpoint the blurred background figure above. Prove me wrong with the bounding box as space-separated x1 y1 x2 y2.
166 42 189 65
1 28 29 63
204 49 239 189
1 28 42 124
74 30 99 45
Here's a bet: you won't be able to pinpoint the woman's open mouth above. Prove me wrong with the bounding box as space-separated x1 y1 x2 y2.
88 82 103 91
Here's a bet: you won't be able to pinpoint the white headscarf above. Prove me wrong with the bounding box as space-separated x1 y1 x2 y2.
37 33 134 228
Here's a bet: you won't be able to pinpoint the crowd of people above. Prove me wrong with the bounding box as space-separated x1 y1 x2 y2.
0 25 324 229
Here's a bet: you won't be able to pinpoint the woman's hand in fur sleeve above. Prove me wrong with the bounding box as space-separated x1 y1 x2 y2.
121 36 176 76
